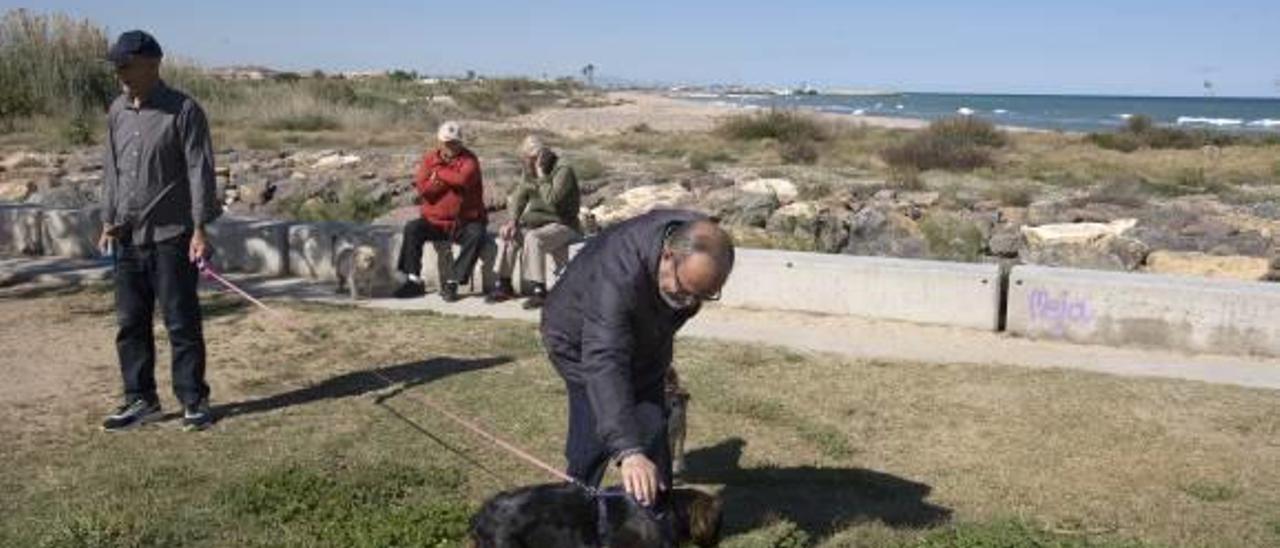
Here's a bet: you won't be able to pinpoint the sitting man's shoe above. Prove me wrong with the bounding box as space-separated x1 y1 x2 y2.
182 399 214 431
485 279 517 304
393 280 426 299
522 283 548 310
440 281 461 303
101 398 161 431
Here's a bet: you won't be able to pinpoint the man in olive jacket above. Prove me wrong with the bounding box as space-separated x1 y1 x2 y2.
488 135 581 309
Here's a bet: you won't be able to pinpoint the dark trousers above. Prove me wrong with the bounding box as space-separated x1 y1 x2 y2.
397 218 487 284
564 381 672 491
114 236 209 406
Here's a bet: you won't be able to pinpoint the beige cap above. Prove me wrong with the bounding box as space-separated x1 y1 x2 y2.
519 135 545 157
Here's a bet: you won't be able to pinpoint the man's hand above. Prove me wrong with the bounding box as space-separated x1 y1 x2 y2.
499 220 518 241
189 226 209 263
98 224 118 256
619 453 663 507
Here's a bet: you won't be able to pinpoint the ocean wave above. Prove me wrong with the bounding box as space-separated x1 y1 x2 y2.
993 109 1008 114
1246 119 1280 128
1176 116 1244 126
957 107 975 116
852 109 866 116
1116 113 1133 119
895 104 905 110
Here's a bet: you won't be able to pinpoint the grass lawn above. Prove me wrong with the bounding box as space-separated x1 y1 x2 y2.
1 286 1278 547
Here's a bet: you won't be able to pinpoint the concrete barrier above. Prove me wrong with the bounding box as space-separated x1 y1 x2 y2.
0 204 44 256
288 221 356 281
719 249 1003 330
1008 265 1280 357
205 218 291 276
41 207 103 259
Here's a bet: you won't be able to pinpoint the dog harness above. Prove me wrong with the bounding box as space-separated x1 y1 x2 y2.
584 485 676 548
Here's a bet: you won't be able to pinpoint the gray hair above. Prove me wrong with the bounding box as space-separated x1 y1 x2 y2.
520 135 546 158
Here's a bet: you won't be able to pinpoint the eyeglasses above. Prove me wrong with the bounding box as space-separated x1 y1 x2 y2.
670 254 721 305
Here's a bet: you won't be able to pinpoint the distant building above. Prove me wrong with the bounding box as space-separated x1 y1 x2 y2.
208 65 280 81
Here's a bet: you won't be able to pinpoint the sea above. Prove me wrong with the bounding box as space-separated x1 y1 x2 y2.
682 92 1280 133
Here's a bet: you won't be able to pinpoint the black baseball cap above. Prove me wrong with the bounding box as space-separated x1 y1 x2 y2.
107 30 163 67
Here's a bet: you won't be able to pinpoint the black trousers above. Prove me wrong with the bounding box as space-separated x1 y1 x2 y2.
114 236 208 406
397 219 488 284
564 380 672 491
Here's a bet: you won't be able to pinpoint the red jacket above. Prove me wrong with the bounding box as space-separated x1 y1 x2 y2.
416 147 487 232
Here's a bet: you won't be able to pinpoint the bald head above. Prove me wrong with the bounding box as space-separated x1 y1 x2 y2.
663 219 735 301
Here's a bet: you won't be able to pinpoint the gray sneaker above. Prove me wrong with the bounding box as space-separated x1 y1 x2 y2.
181 399 214 431
101 398 161 431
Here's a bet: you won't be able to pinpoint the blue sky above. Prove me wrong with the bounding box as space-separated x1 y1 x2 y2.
10 0 1279 97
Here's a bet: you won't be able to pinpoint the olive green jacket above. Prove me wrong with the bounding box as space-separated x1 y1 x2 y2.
508 161 581 231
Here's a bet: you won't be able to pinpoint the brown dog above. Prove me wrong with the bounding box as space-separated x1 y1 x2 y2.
665 367 690 478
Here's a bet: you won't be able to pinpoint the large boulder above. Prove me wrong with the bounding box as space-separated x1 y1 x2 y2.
0 179 36 202
843 206 927 258
1143 250 1270 281
589 183 694 226
736 178 798 204
1019 219 1149 271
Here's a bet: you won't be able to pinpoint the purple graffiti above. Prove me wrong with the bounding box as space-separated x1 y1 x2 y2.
1027 289 1093 336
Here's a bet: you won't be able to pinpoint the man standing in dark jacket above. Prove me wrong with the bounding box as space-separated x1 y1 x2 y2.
96 30 221 432
540 209 735 507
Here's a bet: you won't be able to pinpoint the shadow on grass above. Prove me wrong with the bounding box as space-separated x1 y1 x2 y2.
212 356 513 421
684 438 951 538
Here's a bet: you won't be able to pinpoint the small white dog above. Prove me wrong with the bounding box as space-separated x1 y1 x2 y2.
335 245 378 300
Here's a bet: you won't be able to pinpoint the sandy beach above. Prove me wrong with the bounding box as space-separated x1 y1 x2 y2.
510 91 930 137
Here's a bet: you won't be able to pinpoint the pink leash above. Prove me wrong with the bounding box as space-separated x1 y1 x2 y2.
192 255 577 486
194 257 291 324
371 369 580 486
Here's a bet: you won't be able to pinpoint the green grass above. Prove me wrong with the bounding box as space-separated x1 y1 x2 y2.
4 287 1280 547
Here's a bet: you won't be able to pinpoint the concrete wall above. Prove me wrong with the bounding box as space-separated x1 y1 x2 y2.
9 204 1280 358
719 249 1003 331
1008 265 1280 357
204 218 291 276
0 204 44 255
41 207 102 259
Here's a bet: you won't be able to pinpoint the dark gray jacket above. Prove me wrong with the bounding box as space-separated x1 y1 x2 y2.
540 209 705 454
101 81 220 244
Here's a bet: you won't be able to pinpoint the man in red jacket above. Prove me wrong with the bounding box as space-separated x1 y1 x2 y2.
393 121 489 302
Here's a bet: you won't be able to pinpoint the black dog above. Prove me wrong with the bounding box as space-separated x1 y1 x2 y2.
469 483 722 547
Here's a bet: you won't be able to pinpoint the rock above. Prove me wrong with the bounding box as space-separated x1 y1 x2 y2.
900 191 940 207
872 189 897 202
589 183 694 226
719 191 779 228
1144 251 1270 281
1264 257 1280 282
238 180 277 206
215 166 231 178
680 173 734 197
360 171 378 180
1019 220 1148 271
1131 207 1273 256
843 206 928 259
766 201 819 235
312 153 361 169
737 178 798 203
0 152 47 172
1021 219 1138 247
987 226 1022 258
290 171 308 180
0 180 36 202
